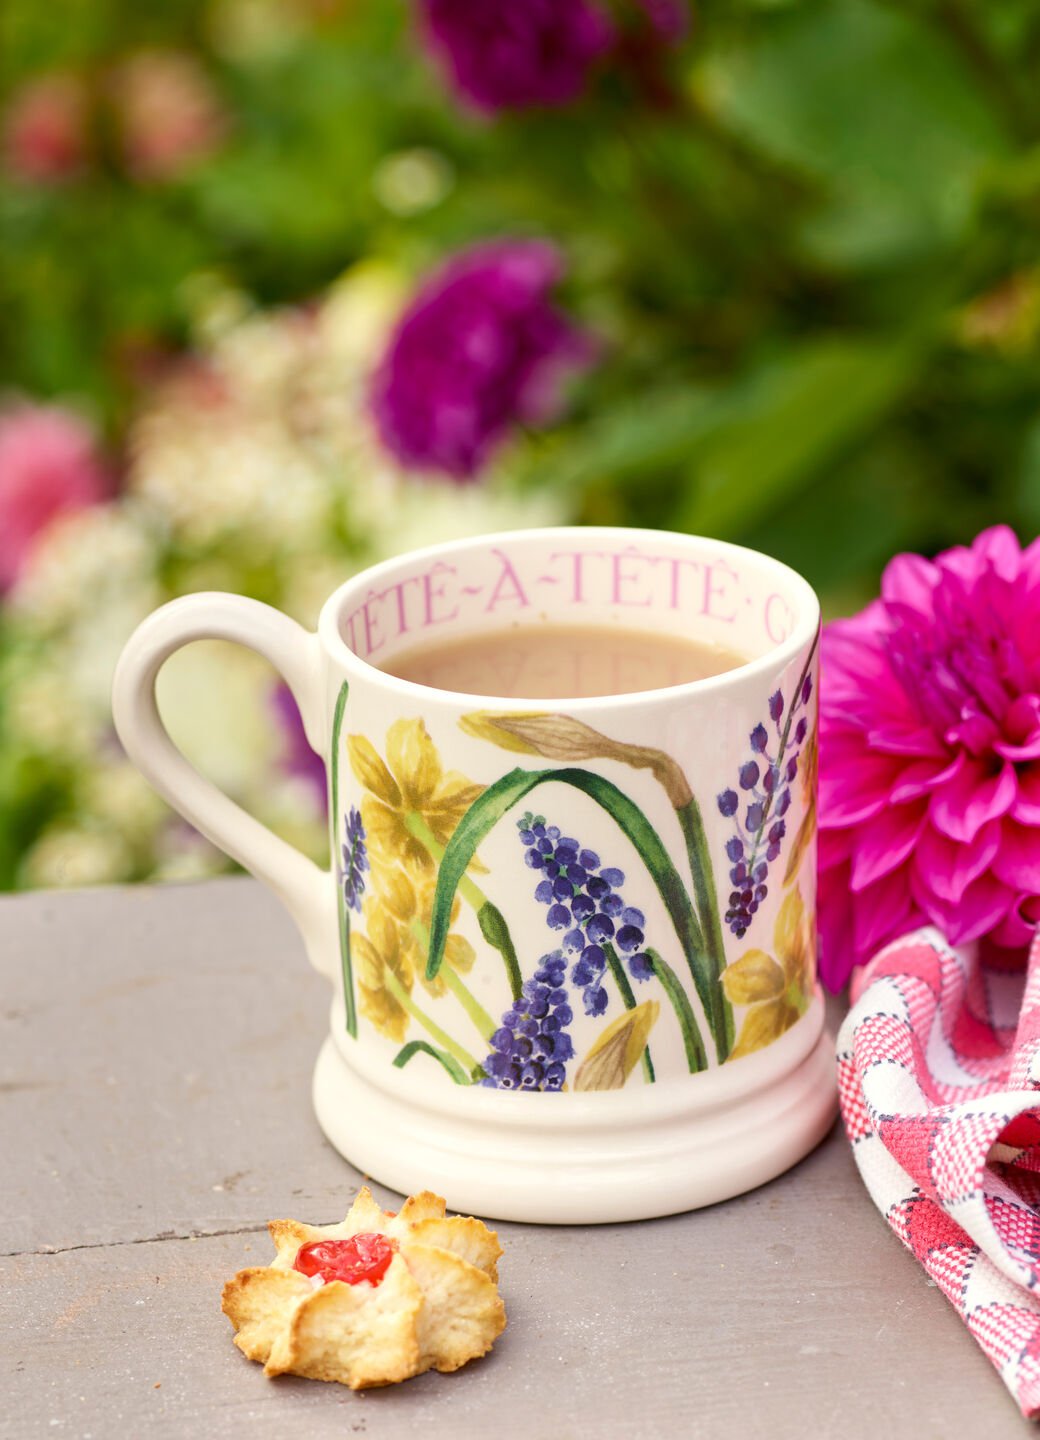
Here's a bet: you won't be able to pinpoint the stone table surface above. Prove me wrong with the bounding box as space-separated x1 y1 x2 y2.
1 876 1033 1439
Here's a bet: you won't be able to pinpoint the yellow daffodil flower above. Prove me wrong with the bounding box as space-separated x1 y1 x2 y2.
347 718 484 872
374 863 477 998
352 902 415 1043
722 887 813 1059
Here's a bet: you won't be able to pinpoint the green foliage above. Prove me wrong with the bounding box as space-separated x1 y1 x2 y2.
3 0 1040 608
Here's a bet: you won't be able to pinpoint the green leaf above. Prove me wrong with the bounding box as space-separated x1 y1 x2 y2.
603 943 654 1082
675 798 733 1057
677 336 925 537
330 682 356 1038
695 0 1010 268
534 385 722 493
477 900 523 1002
392 1040 472 1085
426 766 719 1056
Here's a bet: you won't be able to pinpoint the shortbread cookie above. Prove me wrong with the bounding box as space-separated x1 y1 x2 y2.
221 1188 505 1389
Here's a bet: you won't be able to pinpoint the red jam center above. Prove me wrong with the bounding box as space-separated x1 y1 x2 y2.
293 1233 397 1287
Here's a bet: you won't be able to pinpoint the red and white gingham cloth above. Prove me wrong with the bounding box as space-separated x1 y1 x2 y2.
837 925 1040 1418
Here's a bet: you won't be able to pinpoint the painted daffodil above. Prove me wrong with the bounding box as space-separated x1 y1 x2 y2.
352 902 416 1043
722 887 813 1059
374 863 477 998
348 718 484 872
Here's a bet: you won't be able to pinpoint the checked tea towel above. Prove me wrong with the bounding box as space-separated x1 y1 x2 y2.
838 925 1040 1418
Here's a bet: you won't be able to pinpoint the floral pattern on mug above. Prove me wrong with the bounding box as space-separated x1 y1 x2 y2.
347 717 486 873
336 628 816 1093
721 887 813 1059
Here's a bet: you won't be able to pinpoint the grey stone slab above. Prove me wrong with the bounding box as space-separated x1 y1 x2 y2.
1 878 1034 1437
1 1145 1029 1440
1 879 360 1256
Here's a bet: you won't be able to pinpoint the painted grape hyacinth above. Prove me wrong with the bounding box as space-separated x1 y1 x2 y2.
341 805 369 914
717 676 813 940
518 811 653 1016
481 950 575 1091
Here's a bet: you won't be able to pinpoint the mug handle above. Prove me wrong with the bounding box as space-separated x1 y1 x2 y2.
112 592 336 978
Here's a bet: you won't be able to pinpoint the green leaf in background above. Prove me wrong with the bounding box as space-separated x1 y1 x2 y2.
1018 416 1040 534
678 334 926 536
694 0 1011 268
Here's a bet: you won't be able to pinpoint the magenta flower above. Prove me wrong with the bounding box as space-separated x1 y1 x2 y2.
418 0 614 114
0 404 111 593
371 239 591 480
819 526 1040 991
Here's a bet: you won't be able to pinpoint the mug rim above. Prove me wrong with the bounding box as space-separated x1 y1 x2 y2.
317 526 820 711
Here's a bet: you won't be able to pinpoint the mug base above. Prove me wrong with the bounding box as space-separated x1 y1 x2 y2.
311 1030 838 1225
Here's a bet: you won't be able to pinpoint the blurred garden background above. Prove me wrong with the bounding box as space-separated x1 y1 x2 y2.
2 0 1039 891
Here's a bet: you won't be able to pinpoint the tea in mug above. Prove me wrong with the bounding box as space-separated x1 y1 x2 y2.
379 623 748 699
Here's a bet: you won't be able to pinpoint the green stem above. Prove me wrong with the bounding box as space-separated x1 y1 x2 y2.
604 943 655 1083
676 798 733 1061
330 682 356 1038
441 968 496 1042
410 918 496 1042
405 811 487 910
381 967 480 1073
393 1040 471 1085
406 809 523 1001
644 948 708 1074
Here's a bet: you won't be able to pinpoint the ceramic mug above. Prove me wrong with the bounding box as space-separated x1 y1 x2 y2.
113 527 835 1223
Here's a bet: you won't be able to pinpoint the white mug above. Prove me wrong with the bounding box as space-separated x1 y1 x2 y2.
113 528 835 1223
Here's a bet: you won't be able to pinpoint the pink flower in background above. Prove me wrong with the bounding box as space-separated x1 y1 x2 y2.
418 0 614 114
3 72 89 183
0 404 111 593
819 526 1040 991
109 51 226 181
372 239 592 479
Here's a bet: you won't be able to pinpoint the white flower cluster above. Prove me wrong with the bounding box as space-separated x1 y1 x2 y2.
6 262 569 889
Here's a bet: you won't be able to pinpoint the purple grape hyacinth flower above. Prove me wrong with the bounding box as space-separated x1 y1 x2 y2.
371 239 592 480
418 0 614 115
717 679 812 940
340 806 369 915
481 950 575 1090
518 810 653 1014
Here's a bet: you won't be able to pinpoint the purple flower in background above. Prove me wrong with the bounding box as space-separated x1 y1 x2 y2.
418 0 614 114
372 240 591 480
340 806 369 915
271 682 327 813
633 0 689 41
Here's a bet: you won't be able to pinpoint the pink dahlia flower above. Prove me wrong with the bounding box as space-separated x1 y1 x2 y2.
819 526 1040 991
0 404 111 593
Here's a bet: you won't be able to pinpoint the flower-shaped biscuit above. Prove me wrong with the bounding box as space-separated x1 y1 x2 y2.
221 1188 505 1389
